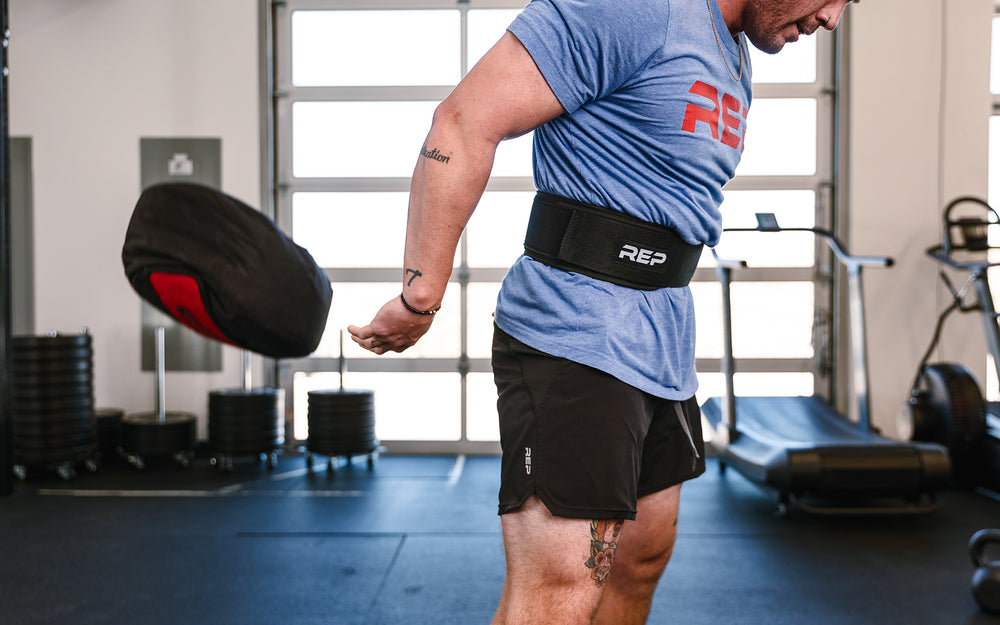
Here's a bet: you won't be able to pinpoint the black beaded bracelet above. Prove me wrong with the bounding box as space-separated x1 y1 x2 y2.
400 292 441 316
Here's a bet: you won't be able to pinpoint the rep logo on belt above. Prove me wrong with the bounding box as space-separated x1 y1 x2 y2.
618 244 667 267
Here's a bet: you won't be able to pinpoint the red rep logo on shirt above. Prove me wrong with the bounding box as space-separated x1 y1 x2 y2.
680 80 748 153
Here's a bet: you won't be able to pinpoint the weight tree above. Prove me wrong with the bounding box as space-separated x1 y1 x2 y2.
1 0 13 497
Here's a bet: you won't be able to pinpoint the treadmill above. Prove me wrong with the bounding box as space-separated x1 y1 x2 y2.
700 214 952 515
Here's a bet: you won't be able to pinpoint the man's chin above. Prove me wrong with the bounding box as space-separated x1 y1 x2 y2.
747 34 786 55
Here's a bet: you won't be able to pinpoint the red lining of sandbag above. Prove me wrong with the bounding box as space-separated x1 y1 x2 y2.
149 272 237 346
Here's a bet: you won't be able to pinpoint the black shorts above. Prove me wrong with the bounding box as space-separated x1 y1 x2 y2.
492 326 706 521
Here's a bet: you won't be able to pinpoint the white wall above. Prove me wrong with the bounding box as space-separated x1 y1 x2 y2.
849 0 994 435
9 0 262 435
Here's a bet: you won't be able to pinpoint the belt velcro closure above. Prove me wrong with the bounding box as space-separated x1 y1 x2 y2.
523 192 703 290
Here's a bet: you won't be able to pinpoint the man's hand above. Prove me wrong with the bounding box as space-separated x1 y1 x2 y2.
347 295 436 355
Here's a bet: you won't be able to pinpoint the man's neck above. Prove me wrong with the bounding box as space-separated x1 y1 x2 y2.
715 0 745 38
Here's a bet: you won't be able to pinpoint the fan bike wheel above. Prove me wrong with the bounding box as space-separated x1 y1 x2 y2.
905 363 988 487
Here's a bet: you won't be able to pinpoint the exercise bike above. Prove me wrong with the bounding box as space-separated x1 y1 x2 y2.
900 196 1000 493
701 213 951 516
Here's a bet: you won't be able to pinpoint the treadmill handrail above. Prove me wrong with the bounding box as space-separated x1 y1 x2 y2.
710 247 748 270
710 248 744 442
721 225 894 270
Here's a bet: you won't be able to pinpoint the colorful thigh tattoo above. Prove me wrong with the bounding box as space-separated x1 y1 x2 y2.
585 519 624 587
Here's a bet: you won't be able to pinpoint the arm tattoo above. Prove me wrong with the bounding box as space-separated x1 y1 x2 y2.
420 145 452 165
405 268 423 286
585 519 624 587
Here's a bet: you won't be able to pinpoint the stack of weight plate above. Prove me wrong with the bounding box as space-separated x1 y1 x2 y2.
95 408 125 464
11 333 98 480
208 388 284 472
306 389 378 471
120 411 197 469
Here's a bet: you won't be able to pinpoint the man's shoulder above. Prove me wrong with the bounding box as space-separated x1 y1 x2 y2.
535 0 669 22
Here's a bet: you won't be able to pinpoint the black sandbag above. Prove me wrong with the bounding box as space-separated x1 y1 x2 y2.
122 182 331 358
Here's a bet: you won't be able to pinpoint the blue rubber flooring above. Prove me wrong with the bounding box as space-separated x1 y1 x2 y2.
1 453 999 624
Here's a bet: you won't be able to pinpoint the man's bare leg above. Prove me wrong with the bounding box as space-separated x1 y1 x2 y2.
491 495 625 625
591 485 682 625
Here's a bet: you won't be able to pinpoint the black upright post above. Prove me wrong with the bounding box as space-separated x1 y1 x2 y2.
0 0 13 496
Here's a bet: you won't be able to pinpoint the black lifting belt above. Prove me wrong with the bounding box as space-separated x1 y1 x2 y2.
523 192 703 290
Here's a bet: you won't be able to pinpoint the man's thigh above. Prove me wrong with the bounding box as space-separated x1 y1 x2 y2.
498 495 623 623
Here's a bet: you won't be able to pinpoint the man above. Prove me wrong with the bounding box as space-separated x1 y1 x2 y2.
348 0 855 623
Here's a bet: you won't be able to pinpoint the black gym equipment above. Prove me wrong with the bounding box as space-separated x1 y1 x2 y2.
10 332 99 480
208 388 283 471
1 0 13 496
970 529 1000 614
121 182 332 359
95 407 124 464
304 331 379 472
701 213 951 516
900 197 1000 492
208 351 284 472
120 327 197 470
306 389 378 472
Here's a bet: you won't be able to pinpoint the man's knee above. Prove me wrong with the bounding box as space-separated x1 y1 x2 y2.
609 487 682 586
613 537 674 587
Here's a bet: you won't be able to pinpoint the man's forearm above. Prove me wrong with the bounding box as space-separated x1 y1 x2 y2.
401 107 498 311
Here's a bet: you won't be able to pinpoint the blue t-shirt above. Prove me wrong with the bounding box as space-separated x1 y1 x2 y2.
495 0 753 400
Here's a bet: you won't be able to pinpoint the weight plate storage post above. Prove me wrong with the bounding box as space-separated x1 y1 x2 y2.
119 327 196 469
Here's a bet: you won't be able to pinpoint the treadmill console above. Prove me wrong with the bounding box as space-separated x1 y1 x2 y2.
755 212 780 231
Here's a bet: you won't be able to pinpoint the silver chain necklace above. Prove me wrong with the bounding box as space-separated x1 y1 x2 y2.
707 0 743 82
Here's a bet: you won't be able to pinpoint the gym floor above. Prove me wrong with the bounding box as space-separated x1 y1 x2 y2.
1 452 999 625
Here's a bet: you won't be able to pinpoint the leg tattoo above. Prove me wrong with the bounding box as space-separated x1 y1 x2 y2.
585 519 624 587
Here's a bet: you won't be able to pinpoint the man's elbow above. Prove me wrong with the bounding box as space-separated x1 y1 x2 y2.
430 98 505 148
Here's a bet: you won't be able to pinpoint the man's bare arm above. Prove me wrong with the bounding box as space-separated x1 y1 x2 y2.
349 31 564 354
